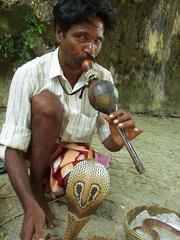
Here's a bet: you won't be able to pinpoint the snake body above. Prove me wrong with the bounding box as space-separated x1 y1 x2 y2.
62 159 180 240
133 218 180 240
63 160 110 240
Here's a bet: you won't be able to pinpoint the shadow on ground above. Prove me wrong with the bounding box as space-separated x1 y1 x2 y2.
0 112 180 239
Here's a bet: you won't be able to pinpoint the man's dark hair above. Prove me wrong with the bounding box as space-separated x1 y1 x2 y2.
53 0 117 33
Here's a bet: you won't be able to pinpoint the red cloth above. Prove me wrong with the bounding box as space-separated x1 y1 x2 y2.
50 142 111 197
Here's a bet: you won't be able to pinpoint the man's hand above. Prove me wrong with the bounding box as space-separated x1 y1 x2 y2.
103 110 143 146
20 202 46 240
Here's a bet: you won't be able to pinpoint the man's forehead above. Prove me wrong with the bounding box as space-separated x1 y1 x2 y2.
85 16 104 29
72 16 104 31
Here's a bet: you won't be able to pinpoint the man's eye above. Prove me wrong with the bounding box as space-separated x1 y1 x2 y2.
77 35 87 42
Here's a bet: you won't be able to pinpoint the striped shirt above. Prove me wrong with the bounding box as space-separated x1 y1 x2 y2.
0 47 113 159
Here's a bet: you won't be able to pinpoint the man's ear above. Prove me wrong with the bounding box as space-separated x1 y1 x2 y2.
55 25 63 44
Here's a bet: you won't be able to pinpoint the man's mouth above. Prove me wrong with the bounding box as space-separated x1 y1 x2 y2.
80 54 95 63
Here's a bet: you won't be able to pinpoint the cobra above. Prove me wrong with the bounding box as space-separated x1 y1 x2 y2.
63 159 110 240
133 218 180 240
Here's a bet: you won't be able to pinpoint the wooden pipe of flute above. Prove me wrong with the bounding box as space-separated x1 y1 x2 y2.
82 60 145 174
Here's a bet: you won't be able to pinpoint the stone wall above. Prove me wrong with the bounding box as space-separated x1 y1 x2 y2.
0 0 179 115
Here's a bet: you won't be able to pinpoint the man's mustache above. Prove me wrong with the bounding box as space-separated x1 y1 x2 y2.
81 54 95 63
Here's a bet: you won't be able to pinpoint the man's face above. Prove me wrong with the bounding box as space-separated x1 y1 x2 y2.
56 16 104 70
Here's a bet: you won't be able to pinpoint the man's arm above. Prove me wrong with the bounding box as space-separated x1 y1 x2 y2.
6 148 45 240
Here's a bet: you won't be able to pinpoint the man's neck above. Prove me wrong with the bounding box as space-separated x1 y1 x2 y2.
63 69 82 88
59 58 82 88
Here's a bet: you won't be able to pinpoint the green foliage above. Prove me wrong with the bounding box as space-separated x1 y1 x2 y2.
0 11 46 67
0 34 16 59
25 12 46 36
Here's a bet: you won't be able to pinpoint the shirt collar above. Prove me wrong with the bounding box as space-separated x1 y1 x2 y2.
49 47 64 79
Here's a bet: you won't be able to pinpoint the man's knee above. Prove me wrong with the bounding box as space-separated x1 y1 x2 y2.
31 91 63 123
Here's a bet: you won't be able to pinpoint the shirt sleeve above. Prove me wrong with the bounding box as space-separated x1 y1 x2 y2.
0 67 33 155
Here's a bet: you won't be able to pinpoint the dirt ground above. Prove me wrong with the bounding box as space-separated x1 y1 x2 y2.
0 112 180 240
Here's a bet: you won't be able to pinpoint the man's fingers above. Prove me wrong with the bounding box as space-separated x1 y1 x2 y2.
20 224 34 240
116 120 135 129
34 222 45 240
113 113 134 125
109 125 143 145
103 111 134 126
33 212 46 240
103 110 143 143
135 127 143 134
109 110 125 119
128 127 143 140
103 113 111 122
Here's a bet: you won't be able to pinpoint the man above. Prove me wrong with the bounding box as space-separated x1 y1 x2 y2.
0 0 142 239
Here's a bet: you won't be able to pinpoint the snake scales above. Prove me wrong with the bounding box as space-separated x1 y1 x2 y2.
49 158 180 240
133 218 180 240
63 160 110 240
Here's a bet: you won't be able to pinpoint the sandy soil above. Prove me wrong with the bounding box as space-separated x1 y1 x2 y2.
0 112 180 240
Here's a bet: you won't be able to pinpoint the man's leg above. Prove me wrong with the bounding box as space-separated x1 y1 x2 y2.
30 91 63 227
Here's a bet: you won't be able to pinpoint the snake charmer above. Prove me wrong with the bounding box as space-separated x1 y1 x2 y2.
0 0 143 239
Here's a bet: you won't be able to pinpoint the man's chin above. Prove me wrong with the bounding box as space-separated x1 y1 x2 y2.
71 61 84 71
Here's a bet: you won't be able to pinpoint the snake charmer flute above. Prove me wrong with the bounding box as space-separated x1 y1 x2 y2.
82 60 145 174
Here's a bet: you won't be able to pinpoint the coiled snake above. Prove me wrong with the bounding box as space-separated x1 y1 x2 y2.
133 218 180 240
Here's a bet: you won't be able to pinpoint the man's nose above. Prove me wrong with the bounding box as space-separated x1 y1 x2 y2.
83 42 96 58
